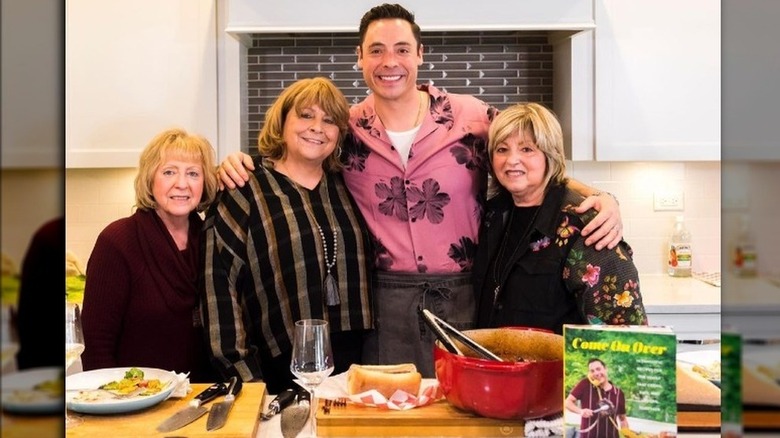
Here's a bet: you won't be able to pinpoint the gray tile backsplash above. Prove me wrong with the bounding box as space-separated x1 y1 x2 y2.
245 31 553 152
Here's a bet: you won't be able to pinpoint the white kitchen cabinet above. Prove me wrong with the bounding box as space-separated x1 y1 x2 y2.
66 0 218 168
722 1 780 160
647 312 720 342
226 0 594 32
592 0 720 161
1 1 61 168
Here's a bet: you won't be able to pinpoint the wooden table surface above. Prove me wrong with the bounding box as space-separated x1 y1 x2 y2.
65 382 267 438
1 385 735 438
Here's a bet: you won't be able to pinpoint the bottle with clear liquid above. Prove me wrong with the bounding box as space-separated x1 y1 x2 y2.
667 215 692 277
732 214 758 277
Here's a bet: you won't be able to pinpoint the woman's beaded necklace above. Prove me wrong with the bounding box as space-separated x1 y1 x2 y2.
316 220 340 306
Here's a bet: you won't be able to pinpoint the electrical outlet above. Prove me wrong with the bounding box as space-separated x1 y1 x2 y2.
654 190 684 211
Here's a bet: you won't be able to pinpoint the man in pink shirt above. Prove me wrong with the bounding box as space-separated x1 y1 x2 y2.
219 3 622 377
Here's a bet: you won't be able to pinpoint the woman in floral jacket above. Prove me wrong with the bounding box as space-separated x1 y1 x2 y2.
473 103 646 331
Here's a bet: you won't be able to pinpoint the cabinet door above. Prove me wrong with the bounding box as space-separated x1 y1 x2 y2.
226 0 593 31
1 1 61 169
66 0 218 168
594 0 720 161
648 313 720 342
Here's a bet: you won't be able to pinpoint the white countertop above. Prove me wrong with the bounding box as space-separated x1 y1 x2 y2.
721 272 780 311
639 274 721 313
721 272 780 340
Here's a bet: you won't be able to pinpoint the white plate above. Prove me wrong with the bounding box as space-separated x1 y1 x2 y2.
678 350 721 386
678 349 720 365
1 367 64 414
66 367 176 414
744 347 780 368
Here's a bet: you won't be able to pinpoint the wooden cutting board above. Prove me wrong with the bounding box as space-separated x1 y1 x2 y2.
316 398 527 437
678 403 721 430
67 382 266 438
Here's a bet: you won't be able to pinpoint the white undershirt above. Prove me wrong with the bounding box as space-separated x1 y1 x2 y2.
386 125 421 168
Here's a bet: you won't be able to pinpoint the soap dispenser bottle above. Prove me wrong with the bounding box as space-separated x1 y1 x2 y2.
667 215 692 277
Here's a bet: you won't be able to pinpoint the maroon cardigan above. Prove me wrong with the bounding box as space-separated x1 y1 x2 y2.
81 209 216 382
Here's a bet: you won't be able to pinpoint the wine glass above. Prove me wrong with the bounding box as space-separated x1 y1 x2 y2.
65 301 85 428
290 319 334 437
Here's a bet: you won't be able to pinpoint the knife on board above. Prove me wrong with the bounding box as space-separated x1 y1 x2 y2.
280 388 311 438
156 380 229 433
206 376 242 431
260 388 297 421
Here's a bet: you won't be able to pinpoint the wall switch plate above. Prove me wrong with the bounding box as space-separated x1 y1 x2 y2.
654 190 684 211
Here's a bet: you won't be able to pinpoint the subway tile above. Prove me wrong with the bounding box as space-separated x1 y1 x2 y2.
610 162 686 182
568 161 611 183
246 30 554 153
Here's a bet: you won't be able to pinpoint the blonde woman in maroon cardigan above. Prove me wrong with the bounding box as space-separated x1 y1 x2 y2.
81 128 220 382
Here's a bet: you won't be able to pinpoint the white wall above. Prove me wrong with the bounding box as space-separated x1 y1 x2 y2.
568 161 721 276
65 168 138 266
65 162 721 276
1 169 63 267
722 162 779 276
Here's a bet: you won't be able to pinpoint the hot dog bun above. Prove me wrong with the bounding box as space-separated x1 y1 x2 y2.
743 362 780 406
346 364 422 399
677 362 720 405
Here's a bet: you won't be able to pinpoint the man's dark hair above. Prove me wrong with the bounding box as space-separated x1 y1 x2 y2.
588 358 606 368
358 3 422 48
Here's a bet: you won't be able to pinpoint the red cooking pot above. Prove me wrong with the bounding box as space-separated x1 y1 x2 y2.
433 327 563 420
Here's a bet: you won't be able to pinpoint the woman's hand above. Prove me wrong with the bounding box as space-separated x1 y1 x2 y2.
217 152 254 190
575 192 623 250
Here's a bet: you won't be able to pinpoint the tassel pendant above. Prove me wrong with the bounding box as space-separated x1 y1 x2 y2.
325 272 340 306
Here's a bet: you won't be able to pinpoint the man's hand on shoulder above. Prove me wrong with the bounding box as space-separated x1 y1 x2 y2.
576 192 622 250
218 152 254 190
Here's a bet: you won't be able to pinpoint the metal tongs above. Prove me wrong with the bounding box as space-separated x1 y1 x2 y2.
419 308 503 361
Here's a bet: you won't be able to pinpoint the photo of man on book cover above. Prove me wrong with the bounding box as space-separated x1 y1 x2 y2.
565 358 629 438
563 325 677 438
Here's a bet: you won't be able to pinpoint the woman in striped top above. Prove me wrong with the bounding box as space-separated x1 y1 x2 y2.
200 77 373 394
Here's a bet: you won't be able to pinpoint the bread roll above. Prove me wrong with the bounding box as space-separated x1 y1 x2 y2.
743 362 780 406
346 364 422 399
677 362 720 405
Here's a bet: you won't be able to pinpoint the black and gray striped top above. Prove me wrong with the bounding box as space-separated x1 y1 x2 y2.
200 157 373 382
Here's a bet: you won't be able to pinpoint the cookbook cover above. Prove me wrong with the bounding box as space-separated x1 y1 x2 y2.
563 324 677 438
721 330 742 437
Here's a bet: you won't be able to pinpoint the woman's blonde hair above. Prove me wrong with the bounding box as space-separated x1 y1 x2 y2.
487 103 568 196
134 128 218 212
257 77 350 172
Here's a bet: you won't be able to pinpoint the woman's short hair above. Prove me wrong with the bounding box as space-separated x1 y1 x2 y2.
134 128 218 212
257 77 350 172
487 102 568 196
